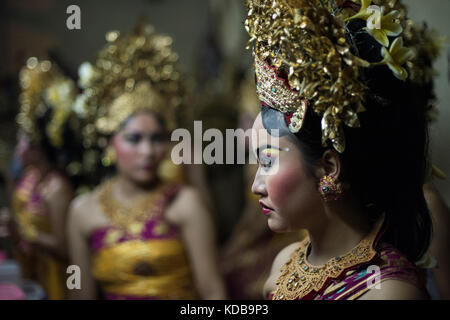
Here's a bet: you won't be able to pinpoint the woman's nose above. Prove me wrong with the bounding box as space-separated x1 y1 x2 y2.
138 140 155 157
251 168 267 197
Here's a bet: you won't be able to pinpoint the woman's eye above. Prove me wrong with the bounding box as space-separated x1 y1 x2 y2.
124 134 141 143
258 147 279 169
150 133 164 144
259 154 273 169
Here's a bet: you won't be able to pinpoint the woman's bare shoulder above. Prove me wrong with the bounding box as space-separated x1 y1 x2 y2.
41 172 73 199
263 241 302 298
272 242 303 272
165 185 205 225
70 188 100 213
68 188 104 235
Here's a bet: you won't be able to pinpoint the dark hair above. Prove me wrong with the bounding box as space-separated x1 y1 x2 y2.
34 107 83 187
261 19 433 262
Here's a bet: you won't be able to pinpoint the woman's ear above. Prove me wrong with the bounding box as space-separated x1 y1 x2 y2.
320 149 342 179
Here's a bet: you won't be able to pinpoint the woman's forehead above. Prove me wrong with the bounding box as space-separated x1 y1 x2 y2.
251 115 292 151
122 112 163 132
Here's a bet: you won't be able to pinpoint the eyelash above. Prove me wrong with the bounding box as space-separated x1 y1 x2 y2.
124 134 165 144
125 135 141 143
259 154 274 169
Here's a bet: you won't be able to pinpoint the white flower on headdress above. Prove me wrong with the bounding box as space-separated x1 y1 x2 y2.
345 0 373 21
78 62 99 89
346 1 403 48
365 8 403 48
378 37 414 81
44 79 76 147
45 79 75 111
73 93 88 118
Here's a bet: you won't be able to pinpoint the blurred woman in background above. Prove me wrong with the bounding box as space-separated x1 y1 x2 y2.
67 22 226 300
11 57 80 299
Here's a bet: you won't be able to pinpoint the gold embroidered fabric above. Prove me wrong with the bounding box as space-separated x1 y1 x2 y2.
12 169 67 299
12 169 51 241
273 218 384 300
92 238 196 299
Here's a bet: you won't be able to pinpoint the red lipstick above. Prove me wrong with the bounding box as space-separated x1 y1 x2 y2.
259 200 273 215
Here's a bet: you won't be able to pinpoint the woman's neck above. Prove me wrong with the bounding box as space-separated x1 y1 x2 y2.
306 199 371 266
113 174 160 203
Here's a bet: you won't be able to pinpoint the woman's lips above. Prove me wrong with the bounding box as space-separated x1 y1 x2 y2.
139 164 155 171
259 200 273 215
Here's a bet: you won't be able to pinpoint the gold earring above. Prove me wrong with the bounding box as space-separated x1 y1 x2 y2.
102 146 116 167
318 174 342 202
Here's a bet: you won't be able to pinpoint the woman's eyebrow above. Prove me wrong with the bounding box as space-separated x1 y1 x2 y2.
256 144 282 157
122 131 163 135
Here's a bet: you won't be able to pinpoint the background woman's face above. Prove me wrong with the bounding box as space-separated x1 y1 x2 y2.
251 113 322 232
112 112 168 185
16 130 43 167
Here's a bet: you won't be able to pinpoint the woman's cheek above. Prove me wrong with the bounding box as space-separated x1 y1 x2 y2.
267 160 306 207
113 140 136 168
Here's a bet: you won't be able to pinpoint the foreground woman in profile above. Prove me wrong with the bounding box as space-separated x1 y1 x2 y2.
245 0 441 300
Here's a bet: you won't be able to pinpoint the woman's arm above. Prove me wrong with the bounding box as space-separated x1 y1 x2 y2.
35 177 73 259
167 186 227 300
66 195 98 300
423 183 450 299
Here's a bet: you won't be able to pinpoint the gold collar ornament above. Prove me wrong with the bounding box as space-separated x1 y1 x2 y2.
273 217 384 300
98 178 171 237
246 0 443 153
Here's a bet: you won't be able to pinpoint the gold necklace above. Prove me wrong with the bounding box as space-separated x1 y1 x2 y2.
99 178 168 235
273 218 384 300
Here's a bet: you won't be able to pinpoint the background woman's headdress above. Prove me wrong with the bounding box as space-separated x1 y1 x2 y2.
18 57 77 149
76 20 187 173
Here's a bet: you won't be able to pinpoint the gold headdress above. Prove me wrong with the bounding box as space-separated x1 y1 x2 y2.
246 0 442 153
76 21 186 155
18 57 77 148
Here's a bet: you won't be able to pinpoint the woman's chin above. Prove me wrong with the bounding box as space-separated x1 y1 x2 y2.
267 217 288 233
